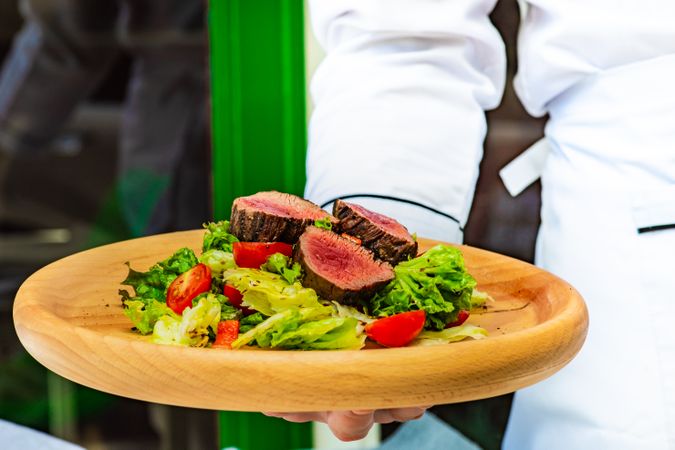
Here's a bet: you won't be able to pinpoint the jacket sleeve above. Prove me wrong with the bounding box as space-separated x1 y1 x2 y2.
305 0 506 242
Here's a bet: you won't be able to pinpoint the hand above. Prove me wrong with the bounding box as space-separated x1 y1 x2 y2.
263 407 429 442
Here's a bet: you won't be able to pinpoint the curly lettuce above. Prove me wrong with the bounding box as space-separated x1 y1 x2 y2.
223 268 322 316
368 245 477 330
153 294 221 347
410 324 488 346
202 221 239 253
232 307 364 350
222 268 366 350
239 312 266 333
120 247 198 304
123 299 178 335
313 217 333 231
199 249 236 275
192 292 242 321
261 253 302 284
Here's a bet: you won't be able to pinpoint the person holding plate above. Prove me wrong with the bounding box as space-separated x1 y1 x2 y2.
273 1 675 449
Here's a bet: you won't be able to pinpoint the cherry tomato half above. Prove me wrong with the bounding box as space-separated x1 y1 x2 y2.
365 310 426 348
445 310 470 328
223 284 255 316
212 320 240 349
166 263 211 314
232 241 293 268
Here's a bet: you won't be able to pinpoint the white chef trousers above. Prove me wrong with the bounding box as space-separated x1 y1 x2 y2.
503 55 675 450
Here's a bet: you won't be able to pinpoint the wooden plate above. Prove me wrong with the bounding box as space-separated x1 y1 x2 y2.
13 230 588 412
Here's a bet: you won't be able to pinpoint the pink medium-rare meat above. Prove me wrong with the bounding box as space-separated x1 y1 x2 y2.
333 199 418 265
293 226 394 305
229 191 338 243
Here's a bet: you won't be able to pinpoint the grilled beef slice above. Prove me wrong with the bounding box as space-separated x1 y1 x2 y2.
230 191 338 243
333 199 418 265
294 226 394 305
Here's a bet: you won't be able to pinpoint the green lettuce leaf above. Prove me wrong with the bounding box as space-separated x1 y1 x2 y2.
303 318 366 350
470 289 494 308
199 249 236 295
313 217 333 231
218 294 243 321
223 268 323 316
232 309 295 348
123 299 178 335
232 307 364 350
330 301 375 324
155 247 199 275
152 294 221 347
121 266 164 299
199 249 236 275
410 324 488 346
202 221 239 253
368 245 477 330
192 292 242 321
120 247 198 304
261 253 303 284
220 303 242 321
239 312 266 333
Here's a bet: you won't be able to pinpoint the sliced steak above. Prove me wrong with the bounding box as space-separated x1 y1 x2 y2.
294 226 394 305
333 199 418 265
230 191 338 243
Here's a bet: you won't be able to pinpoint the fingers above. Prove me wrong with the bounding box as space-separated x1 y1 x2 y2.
373 407 428 424
262 406 429 442
261 411 326 423
351 409 375 415
326 410 375 442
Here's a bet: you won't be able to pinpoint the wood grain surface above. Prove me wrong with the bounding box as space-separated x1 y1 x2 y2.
13 230 588 412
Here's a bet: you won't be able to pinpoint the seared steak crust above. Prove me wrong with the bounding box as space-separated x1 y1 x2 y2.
333 199 418 265
230 191 337 243
294 226 394 305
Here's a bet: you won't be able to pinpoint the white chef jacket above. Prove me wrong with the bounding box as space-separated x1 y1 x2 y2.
306 1 675 449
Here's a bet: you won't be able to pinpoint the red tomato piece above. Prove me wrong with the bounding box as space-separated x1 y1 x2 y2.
223 284 255 316
232 242 293 268
445 310 470 329
365 310 426 348
166 263 211 314
223 284 243 307
213 320 240 349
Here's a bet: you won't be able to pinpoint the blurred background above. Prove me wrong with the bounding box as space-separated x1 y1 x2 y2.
0 1 543 449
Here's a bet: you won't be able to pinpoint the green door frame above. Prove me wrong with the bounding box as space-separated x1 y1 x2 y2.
209 0 308 221
208 1 312 449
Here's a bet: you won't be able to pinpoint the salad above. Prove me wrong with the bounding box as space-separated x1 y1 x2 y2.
120 192 489 350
